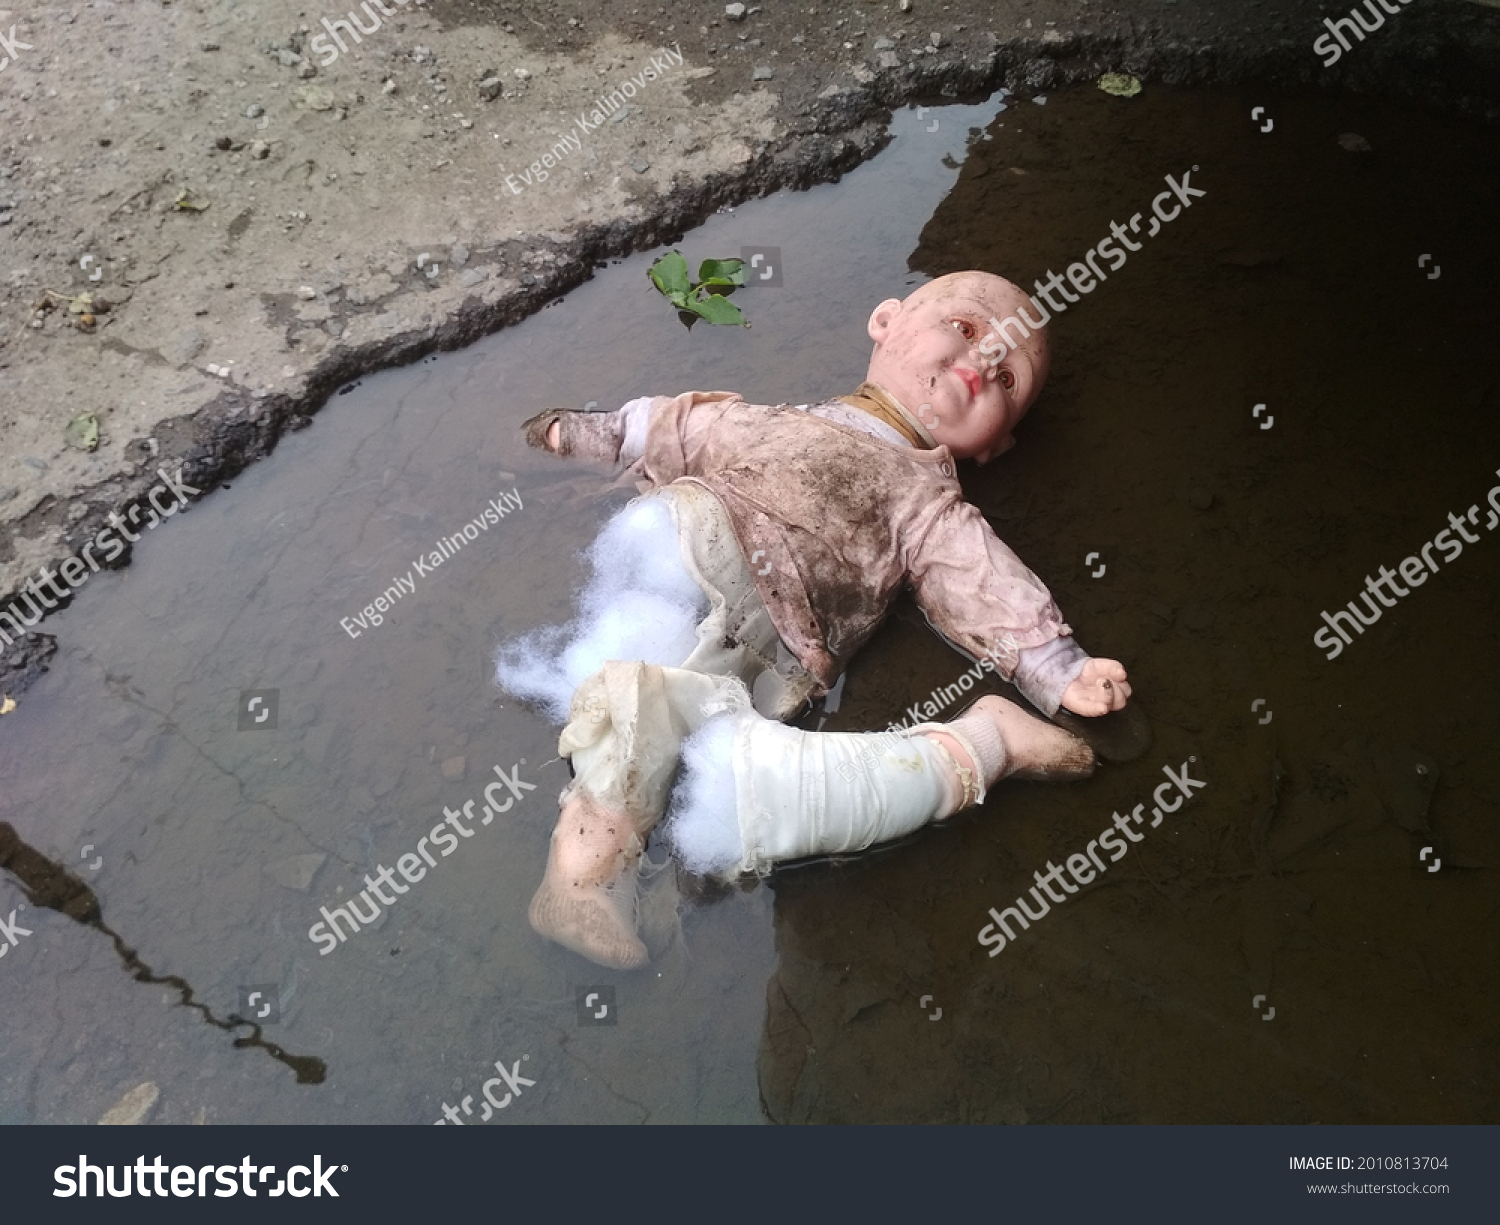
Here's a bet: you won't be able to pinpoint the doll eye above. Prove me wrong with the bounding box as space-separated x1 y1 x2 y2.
998 368 1016 389
949 318 977 341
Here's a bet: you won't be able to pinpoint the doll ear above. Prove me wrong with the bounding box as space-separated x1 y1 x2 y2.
866 298 905 342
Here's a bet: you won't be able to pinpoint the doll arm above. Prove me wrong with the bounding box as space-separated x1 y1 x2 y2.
521 397 657 465
911 502 1121 716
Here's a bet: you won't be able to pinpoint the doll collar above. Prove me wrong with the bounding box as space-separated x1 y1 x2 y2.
837 382 937 450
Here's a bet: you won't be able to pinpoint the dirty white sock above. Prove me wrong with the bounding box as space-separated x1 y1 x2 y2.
948 707 1008 787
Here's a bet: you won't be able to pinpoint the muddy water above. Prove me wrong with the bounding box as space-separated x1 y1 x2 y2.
2 86 1497 1125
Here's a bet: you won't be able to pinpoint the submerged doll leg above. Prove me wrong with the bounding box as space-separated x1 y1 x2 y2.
528 660 754 969
528 788 650 970
666 693 1095 877
519 484 804 968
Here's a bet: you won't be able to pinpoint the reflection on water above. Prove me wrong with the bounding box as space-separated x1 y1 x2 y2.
1 85 1497 1124
0 824 326 1085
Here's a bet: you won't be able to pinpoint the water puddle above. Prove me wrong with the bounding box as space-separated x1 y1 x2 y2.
1 83 1496 1124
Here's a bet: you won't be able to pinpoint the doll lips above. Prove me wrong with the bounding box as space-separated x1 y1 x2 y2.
952 366 981 398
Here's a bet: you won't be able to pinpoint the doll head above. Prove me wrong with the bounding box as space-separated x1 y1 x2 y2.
863 270 1051 462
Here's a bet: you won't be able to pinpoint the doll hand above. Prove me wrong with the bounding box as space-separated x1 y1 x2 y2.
1061 658 1131 716
521 410 565 452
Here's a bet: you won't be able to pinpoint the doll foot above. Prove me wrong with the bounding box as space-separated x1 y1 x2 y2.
529 873 649 970
528 792 649 969
970 694 1095 781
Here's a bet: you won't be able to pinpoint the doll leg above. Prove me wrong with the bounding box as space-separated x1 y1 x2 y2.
666 694 1095 877
528 660 754 968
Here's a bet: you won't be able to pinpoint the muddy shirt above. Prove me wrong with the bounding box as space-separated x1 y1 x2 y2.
548 390 1083 708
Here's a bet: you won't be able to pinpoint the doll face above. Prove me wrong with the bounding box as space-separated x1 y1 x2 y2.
864 275 1048 462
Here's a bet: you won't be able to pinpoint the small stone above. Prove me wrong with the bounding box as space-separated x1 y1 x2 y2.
450 242 470 267
99 1082 160 1126
202 42 220 52
513 67 531 81
929 31 942 47
265 853 327 892
276 48 302 68
873 36 895 51
164 329 208 367
250 140 271 159
1097 72 1142 97
752 65 774 81
899 0 913 11
459 268 488 288
1189 488 1214 511
246 103 265 119
24 457 47 471
725 3 748 20
1338 132 1372 153
384 78 400 96
296 286 318 300
297 85 336 112
631 159 650 173
441 754 466 780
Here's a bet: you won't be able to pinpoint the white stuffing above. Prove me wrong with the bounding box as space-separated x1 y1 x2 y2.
661 715 743 875
495 497 708 722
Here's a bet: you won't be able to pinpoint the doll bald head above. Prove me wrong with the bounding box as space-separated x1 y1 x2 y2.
865 271 1052 462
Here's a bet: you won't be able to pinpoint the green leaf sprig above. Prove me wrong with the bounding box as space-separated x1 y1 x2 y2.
648 251 748 326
